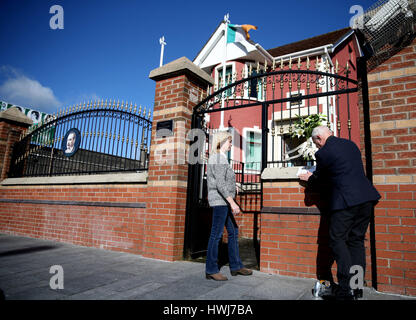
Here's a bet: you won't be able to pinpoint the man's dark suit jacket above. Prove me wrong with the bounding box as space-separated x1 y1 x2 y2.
308 135 380 211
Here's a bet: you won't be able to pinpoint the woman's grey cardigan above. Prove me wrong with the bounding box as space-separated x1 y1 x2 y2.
207 153 236 207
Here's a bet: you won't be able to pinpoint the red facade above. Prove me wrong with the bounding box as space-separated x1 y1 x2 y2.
203 30 362 165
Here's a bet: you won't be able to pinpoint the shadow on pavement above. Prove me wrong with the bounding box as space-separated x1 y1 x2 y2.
0 245 60 257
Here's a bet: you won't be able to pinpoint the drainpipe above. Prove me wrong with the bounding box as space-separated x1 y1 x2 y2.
324 46 334 68
358 56 378 291
324 46 336 135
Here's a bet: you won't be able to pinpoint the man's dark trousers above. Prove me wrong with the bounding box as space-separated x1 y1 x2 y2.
329 201 373 293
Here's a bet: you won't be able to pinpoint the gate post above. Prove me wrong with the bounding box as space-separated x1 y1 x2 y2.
0 107 32 181
145 57 213 261
261 103 269 171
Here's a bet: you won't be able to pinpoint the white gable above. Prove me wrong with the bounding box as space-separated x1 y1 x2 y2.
194 22 269 72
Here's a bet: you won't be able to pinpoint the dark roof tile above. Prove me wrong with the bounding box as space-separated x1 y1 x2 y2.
267 27 352 57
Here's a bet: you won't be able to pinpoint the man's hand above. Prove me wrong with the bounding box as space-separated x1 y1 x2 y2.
299 171 313 182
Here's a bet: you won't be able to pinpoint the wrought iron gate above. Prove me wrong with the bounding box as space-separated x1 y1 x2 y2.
184 59 359 259
9 100 152 178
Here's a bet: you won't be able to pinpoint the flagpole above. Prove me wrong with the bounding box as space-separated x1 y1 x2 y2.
221 14 229 129
159 36 166 67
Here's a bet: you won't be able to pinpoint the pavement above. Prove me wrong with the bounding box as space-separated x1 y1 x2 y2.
0 233 415 301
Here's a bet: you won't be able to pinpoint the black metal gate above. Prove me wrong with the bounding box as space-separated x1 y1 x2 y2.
9 100 152 178
183 60 359 259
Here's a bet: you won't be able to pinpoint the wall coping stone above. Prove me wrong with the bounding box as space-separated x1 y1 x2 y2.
1 171 148 186
261 206 321 215
261 166 311 180
0 107 33 126
149 56 214 85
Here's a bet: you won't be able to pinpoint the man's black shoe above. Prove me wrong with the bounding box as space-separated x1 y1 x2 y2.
321 286 355 301
335 291 355 301
353 288 363 299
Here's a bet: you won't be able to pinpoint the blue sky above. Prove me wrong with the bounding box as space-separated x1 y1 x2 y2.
0 0 376 115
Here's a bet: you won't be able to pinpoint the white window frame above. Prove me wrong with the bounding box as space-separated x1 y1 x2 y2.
215 62 236 90
286 89 306 109
244 62 265 101
242 126 262 173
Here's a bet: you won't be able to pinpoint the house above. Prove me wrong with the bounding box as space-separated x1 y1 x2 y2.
193 23 363 168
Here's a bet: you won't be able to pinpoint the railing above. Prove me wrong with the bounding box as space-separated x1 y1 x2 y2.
9 100 152 178
193 57 358 170
230 160 261 193
230 160 262 214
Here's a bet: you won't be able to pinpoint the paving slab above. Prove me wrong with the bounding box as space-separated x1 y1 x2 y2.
0 233 415 302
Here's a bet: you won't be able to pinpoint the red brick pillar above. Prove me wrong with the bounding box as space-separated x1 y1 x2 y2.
144 57 213 261
0 107 32 181
364 39 416 296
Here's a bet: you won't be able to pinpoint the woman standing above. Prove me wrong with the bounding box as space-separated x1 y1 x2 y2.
205 131 252 281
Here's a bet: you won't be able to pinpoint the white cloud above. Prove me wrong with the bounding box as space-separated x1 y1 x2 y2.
0 66 61 113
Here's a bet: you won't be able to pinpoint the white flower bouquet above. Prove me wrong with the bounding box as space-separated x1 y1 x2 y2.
291 113 327 160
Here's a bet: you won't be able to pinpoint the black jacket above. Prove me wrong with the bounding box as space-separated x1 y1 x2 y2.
308 136 380 211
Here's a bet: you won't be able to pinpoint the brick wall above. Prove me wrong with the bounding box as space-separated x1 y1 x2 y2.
145 59 211 261
0 111 151 257
0 58 212 263
235 192 261 239
143 76 191 260
258 40 416 296
0 184 147 254
260 181 373 285
260 182 321 277
365 38 416 296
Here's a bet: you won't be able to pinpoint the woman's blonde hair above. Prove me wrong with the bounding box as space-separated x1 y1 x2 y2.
211 131 232 154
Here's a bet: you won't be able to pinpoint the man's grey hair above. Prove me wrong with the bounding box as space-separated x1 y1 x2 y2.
312 125 332 138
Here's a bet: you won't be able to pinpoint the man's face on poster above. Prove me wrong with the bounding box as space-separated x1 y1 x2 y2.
66 132 76 152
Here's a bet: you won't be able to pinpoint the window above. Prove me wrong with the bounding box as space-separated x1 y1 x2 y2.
246 66 263 100
217 65 233 97
245 131 261 170
286 90 305 109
